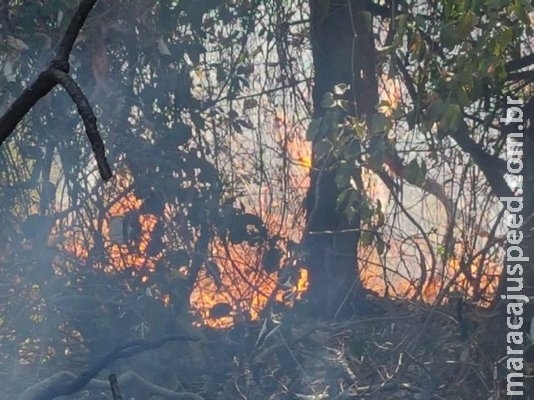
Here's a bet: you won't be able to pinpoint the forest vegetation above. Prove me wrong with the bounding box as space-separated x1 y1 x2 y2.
0 0 533 399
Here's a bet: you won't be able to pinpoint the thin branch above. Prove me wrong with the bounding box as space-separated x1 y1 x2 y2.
0 0 113 181
0 70 56 145
50 68 111 180
53 0 98 70
449 120 512 199
381 149 454 227
506 69 534 83
506 53 534 73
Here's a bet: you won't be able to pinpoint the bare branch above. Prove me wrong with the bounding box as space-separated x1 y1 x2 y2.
0 0 113 181
506 53 534 73
50 68 112 180
450 120 513 199
19 335 200 400
53 0 98 71
0 70 56 144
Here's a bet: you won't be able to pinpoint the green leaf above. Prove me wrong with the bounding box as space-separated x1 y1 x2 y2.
157 38 172 56
367 136 386 170
440 24 460 48
370 113 389 134
344 205 358 223
404 159 427 186
336 188 349 209
376 235 386 255
456 11 478 39
321 108 343 139
321 92 335 108
426 98 446 123
498 26 514 47
439 103 462 132
360 231 373 246
360 201 373 221
376 208 385 228
314 139 332 159
334 162 352 189
333 83 350 95
306 118 322 141
514 2 533 26
243 98 258 110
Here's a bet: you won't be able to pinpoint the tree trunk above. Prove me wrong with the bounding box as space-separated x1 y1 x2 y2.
304 0 379 319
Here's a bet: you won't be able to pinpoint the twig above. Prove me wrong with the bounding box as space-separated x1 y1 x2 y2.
109 374 123 400
49 68 111 179
0 0 112 181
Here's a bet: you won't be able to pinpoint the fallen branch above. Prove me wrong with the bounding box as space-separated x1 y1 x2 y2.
0 0 112 181
20 371 205 400
109 374 123 400
19 335 200 400
101 371 204 400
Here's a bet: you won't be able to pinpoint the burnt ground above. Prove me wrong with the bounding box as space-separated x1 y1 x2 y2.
12 296 530 400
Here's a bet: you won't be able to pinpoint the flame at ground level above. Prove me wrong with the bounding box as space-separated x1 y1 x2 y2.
58 121 501 330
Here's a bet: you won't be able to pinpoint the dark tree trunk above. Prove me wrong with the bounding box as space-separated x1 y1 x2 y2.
304 0 379 319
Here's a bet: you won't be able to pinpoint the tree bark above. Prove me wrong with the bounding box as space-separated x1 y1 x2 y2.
304 0 379 319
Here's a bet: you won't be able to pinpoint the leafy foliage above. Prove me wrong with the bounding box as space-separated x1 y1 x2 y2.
0 0 312 386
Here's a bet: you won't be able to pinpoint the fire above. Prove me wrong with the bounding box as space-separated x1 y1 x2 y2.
59 172 162 274
358 228 501 305
102 176 161 271
57 105 499 330
105 213 159 270
59 138 310 329
189 112 311 327
189 212 309 328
